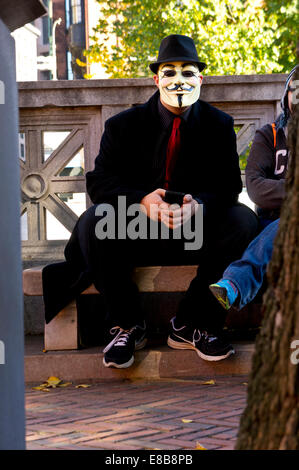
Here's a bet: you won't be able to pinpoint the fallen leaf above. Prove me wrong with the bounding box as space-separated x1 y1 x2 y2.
75 384 91 388
42 349 47 353
32 386 50 392
182 418 193 423
46 376 62 387
201 380 215 385
32 376 73 391
58 382 72 388
195 442 206 450
32 376 63 391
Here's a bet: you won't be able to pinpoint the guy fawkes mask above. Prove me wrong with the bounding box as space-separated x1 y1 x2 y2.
158 61 202 108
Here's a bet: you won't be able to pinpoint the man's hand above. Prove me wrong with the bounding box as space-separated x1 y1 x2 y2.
140 188 167 221
160 194 199 229
140 190 199 229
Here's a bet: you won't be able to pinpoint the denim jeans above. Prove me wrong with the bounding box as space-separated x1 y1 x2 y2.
222 218 279 310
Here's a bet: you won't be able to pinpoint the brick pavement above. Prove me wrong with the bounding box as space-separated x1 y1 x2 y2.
25 376 248 450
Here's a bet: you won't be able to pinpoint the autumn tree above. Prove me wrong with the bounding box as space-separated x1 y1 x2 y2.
264 0 298 72
84 0 297 78
236 67 299 450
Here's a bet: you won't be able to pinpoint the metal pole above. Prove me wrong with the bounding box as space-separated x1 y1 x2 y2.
0 18 25 450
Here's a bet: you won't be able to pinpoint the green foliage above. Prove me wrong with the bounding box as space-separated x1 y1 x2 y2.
263 0 298 73
85 0 298 78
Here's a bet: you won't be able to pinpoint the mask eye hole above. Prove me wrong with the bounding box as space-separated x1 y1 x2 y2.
161 70 176 78
182 71 196 78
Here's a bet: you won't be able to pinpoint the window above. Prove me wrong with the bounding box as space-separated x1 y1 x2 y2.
71 0 82 24
67 51 74 79
40 70 51 81
42 16 50 45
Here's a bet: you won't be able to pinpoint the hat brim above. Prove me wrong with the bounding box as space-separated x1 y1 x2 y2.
149 58 207 74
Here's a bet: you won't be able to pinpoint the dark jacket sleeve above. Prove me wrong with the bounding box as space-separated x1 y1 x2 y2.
193 116 242 210
86 117 148 207
245 126 286 210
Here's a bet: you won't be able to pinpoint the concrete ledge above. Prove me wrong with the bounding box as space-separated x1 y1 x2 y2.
23 265 198 296
18 74 287 108
25 336 254 382
23 266 262 351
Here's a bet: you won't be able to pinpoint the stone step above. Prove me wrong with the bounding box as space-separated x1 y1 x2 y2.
23 265 263 350
25 335 254 383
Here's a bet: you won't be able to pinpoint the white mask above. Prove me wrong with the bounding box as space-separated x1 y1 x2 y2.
158 61 202 108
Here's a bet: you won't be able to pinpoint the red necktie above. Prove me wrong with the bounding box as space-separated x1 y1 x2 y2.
164 117 181 189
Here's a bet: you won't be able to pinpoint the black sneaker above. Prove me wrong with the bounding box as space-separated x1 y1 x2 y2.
103 323 147 368
167 317 235 361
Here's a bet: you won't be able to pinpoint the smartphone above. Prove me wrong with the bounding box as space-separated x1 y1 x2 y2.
164 190 186 206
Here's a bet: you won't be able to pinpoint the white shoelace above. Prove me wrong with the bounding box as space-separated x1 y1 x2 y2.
103 326 135 353
193 329 201 343
171 317 217 345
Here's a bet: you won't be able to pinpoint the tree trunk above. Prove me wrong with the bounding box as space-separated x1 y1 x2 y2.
236 68 299 450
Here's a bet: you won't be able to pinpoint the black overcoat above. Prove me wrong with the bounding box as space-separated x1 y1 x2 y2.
86 90 242 208
43 90 243 324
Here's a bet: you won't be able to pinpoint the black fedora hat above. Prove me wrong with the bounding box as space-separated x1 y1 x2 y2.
149 34 206 74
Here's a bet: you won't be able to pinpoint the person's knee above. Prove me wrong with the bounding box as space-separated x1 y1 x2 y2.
75 204 105 241
218 205 259 257
229 204 259 239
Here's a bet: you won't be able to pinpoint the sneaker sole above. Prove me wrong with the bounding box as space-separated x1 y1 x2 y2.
167 336 235 362
103 337 147 369
103 356 135 369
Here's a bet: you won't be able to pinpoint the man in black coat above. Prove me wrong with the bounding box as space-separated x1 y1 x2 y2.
43 34 258 368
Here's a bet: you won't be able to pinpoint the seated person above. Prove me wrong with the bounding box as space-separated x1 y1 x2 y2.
246 65 297 228
209 218 279 310
209 64 298 311
43 35 259 368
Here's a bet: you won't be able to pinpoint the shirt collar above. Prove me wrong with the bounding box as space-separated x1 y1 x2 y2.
158 98 192 129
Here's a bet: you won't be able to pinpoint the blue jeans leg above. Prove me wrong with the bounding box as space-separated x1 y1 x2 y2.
222 219 279 310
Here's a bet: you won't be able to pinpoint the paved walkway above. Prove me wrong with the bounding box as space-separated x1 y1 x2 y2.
26 376 248 450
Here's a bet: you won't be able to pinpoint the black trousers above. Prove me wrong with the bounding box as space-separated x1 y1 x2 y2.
67 202 259 334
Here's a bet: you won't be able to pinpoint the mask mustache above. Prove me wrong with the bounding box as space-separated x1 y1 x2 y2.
166 83 194 92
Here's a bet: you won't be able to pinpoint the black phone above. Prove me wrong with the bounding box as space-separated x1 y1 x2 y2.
164 190 186 206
